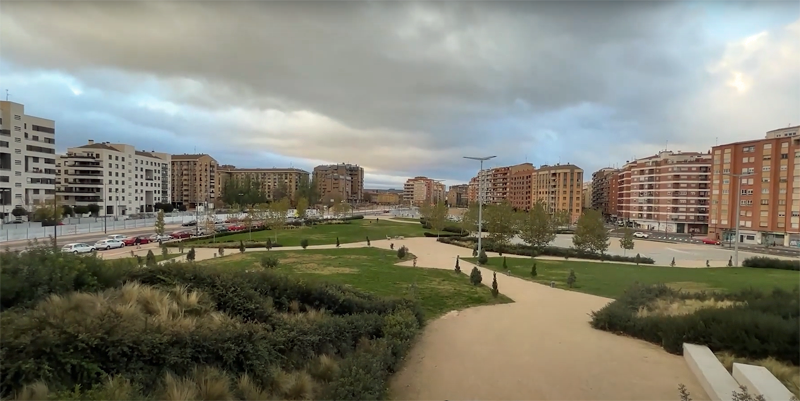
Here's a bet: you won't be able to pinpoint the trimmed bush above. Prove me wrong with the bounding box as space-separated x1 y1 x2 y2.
239 240 246 253
260 255 279 269
491 272 499 298
300 239 309 249
397 246 407 259
437 237 656 264
469 267 482 286
145 250 157 267
477 249 488 265
186 247 196 261
422 231 469 238
742 256 799 271
530 263 537 277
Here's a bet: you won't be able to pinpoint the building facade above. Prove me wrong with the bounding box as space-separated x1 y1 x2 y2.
582 181 592 210
709 126 800 246
0 101 57 217
57 140 171 216
617 150 711 234
530 164 584 223
591 167 619 219
313 163 364 203
446 184 469 207
403 176 444 206
218 167 309 203
171 154 218 209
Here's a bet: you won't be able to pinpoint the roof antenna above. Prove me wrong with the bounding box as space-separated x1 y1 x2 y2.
665 140 669 151
4 89 9 101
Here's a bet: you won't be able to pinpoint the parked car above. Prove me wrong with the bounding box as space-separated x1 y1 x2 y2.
61 243 96 254
123 235 152 246
108 234 128 241
150 234 172 242
633 232 649 239
701 238 721 245
182 220 197 227
170 231 192 239
94 239 124 250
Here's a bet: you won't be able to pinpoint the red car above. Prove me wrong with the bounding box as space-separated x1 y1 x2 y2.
170 231 192 239
701 238 721 245
123 236 152 246
227 224 245 231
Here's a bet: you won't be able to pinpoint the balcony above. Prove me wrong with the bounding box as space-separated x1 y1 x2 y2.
64 170 104 176
58 188 102 194
64 179 104 186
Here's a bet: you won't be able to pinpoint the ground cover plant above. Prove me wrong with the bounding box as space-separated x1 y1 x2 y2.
1 255 428 400
590 284 799 384
439 237 654 264
201 247 512 318
742 256 800 271
464 256 800 299
179 219 428 248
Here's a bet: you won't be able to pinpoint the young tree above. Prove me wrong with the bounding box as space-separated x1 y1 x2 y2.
239 240 246 254
186 247 196 261
242 213 254 240
32 204 61 224
460 202 480 235
619 227 635 256
145 249 157 267
469 266 483 285
567 269 577 288
518 200 557 257
455 256 461 273
553 209 571 229
300 239 309 249
336 237 341 248
161 245 169 259
272 181 290 205
420 201 448 238
296 175 319 205
333 200 351 218
491 272 499 298
530 263 538 277
397 245 406 259
296 197 309 219
267 198 290 242
87 203 101 217
483 201 517 247
61 205 74 217
266 237 273 251
572 209 609 255
73 205 90 215
366 236 371 246
477 249 488 265
155 209 166 236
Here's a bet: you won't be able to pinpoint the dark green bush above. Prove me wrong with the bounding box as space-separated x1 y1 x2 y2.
742 256 799 271
300 239 309 249
477 249 488 265
438 237 655 264
422 232 468 238
260 255 279 268
590 284 800 365
469 267 482 286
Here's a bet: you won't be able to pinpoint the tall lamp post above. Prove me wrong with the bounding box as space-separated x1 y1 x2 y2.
722 172 751 267
463 156 496 258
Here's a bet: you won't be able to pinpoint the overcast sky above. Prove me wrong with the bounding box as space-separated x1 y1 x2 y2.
1 1 798 189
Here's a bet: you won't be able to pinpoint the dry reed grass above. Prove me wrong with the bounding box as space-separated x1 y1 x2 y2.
717 352 800 398
636 297 743 318
12 381 49 401
307 354 340 382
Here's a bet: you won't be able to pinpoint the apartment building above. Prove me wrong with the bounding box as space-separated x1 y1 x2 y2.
171 154 218 209
364 189 402 205
531 164 584 223
313 163 364 203
709 126 800 246
617 150 712 234
218 167 309 202
446 184 469 207
403 176 444 206
582 181 592 210
0 101 57 216
57 140 171 216
591 167 619 219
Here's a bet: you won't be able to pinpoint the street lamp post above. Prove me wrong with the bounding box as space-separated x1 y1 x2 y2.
463 156 496 259
722 172 750 267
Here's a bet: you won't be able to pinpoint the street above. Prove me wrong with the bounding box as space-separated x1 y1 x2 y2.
2 223 185 251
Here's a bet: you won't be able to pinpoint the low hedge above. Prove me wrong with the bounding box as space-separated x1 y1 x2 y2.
437 237 655 264
742 256 800 271
590 283 799 365
422 231 469 238
167 240 284 249
420 219 484 233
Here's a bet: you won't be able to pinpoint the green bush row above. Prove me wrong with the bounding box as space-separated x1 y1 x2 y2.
590 283 800 364
0 261 423 399
437 237 655 264
167 240 285 249
742 256 800 271
422 232 469 238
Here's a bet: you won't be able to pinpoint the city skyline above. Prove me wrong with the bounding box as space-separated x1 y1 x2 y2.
0 2 798 188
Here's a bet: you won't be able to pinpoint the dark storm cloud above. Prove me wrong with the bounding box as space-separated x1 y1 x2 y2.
0 1 798 185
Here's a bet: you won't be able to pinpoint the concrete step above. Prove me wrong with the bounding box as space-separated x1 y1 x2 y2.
683 343 740 401
732 363 795 401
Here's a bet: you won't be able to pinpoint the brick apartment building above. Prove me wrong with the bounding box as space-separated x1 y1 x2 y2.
217 166 309 203
171 154 218 209
446 184 468 207
709 126 800 247
403 176 445 206
617 150 712 234
313 163 364 203
591 167 619 219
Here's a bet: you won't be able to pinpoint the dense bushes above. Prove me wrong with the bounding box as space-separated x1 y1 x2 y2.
742 256 800 271
169 240 284 249
590 283 800 365
422 231 469 238
437 237 655 264
0 258 423 400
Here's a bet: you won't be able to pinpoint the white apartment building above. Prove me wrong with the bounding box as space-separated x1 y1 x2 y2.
57 140 171 216
0 101 57 219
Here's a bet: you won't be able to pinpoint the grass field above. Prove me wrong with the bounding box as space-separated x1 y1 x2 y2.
190 219 429 247
465 256 800 299
204 247 512 318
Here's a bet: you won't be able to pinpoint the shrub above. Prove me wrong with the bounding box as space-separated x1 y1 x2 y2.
239 241 246 254
422 232 468 238
187 247 196 261
502 256 507 270
742 256 799 271
566 269 577 288
491 272 499 298
145 250 157 267
300 239 309 249
530 263 537 277
366 236 370 246
590 284 800 365
161 245 169 259
336 237 341 248
454 258 461 273
670 257 676 267
469 267 482 286
437 237 656 264
477 249 488 265
260 256 279 269
266 238 273 251
218 247 225 257
397 246 406 259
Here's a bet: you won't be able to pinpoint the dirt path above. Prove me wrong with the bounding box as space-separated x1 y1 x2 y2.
383 238 708 400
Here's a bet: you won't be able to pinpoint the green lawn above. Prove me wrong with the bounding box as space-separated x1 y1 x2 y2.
464 256 799 299
203 247 512 318
189 219 429 247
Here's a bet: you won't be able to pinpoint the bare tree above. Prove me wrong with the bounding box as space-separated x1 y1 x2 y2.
421 201 448 238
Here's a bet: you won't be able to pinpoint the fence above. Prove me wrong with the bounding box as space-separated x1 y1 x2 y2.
0 214 201 242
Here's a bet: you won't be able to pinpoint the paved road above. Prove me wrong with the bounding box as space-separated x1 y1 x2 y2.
2 223 185 251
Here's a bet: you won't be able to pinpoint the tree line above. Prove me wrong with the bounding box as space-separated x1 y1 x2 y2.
422 200 636 256
219 175 319 209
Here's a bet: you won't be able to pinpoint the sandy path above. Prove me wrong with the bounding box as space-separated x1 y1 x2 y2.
382 238 708 400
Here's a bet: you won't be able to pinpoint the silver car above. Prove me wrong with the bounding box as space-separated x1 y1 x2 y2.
95 239 125 250
61 243 96 254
